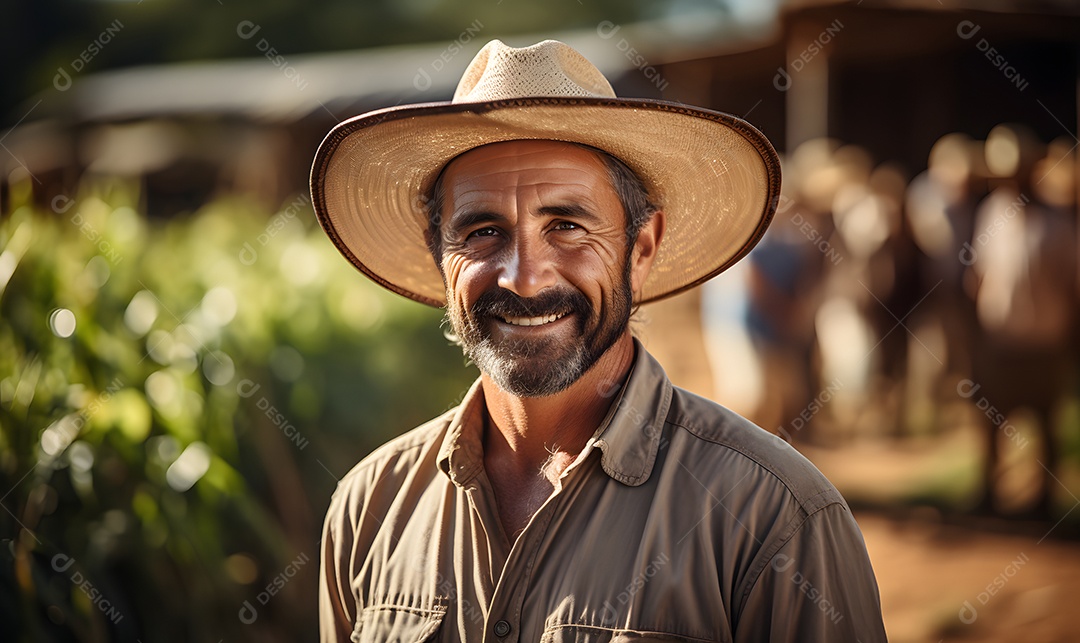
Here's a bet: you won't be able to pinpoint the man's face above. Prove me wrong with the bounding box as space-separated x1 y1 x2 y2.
435 140 637 397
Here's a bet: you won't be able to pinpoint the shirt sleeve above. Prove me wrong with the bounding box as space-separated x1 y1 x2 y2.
319 485 358 643
735 503 888 643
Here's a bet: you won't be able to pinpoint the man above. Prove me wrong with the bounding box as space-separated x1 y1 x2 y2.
311 39 887 642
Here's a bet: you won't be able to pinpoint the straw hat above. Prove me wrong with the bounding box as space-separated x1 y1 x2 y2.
310 39 781 306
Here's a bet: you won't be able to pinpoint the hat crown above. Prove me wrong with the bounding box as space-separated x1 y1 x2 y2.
453 39 616 103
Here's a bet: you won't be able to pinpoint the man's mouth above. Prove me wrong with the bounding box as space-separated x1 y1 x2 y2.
498 311 569 327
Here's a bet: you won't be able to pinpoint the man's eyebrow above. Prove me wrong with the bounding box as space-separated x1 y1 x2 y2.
446 210 507 235
537 204 602 224
448 204 602 234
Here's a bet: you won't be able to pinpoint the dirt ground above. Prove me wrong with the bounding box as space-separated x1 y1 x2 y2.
812 435 1080 643
856 510 1080 643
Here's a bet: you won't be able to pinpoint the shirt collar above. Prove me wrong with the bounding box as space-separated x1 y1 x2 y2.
591 339 673 486
437 377 487 486
436 338 673 488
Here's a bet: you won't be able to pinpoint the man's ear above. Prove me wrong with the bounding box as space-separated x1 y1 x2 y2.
630 211 665 296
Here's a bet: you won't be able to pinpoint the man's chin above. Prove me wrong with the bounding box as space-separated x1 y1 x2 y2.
456 304 630 398
473 344 589 398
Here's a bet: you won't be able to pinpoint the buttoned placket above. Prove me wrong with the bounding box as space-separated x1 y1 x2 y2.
461 439 601 643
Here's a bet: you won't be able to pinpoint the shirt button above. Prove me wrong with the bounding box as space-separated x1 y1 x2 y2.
493 620 511 637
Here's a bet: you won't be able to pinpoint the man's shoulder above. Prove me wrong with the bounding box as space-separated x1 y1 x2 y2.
665 385 845 514
331 409 454 502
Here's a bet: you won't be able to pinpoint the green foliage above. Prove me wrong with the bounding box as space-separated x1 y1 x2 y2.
0 177 475 642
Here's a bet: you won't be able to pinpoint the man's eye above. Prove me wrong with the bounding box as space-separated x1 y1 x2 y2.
468 227 498 238
553 221 579 231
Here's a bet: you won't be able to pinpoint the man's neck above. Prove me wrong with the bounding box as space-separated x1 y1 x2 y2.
480 332 636 483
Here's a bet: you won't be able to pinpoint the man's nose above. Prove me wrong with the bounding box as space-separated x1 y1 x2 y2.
497 235 557 298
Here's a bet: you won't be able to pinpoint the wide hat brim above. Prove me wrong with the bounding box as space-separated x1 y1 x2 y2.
310 96 781 307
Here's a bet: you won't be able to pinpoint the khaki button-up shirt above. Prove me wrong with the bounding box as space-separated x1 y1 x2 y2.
320 342 887 642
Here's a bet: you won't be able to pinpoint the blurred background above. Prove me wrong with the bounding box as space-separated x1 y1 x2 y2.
2 0 1079 641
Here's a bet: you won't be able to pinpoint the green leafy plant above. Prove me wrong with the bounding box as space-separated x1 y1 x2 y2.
0 177 474 642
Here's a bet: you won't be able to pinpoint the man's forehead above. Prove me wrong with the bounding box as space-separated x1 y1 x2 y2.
434 141 621 221
442 139 609 181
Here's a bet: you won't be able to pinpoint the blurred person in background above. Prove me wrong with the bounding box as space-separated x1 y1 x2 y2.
830 159 917 438
795 141 880 439
906 133 987 427
700 162 804 431
311 39 886 642
968 124 1076 517
729 140 840 440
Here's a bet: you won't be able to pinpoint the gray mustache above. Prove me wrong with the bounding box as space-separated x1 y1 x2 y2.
472 288 589 320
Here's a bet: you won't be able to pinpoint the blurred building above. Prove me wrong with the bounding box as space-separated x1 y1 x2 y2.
0 17 757 217
684 0 1080 170
4 0 1079 217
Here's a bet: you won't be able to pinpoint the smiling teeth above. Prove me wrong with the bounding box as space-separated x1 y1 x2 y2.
502 312 567 326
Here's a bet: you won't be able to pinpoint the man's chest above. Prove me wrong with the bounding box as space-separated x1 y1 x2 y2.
347 458 740 643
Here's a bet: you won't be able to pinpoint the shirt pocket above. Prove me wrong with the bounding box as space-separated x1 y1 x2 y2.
352 602 447 643
540 625 717 643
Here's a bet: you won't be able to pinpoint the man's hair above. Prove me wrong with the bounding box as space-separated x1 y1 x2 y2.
424 143 658 262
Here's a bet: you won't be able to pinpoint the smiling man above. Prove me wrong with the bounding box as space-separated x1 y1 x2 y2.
311 39 887 642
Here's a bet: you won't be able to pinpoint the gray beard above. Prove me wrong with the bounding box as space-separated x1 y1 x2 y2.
465 332 593 398
446 282 632 398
